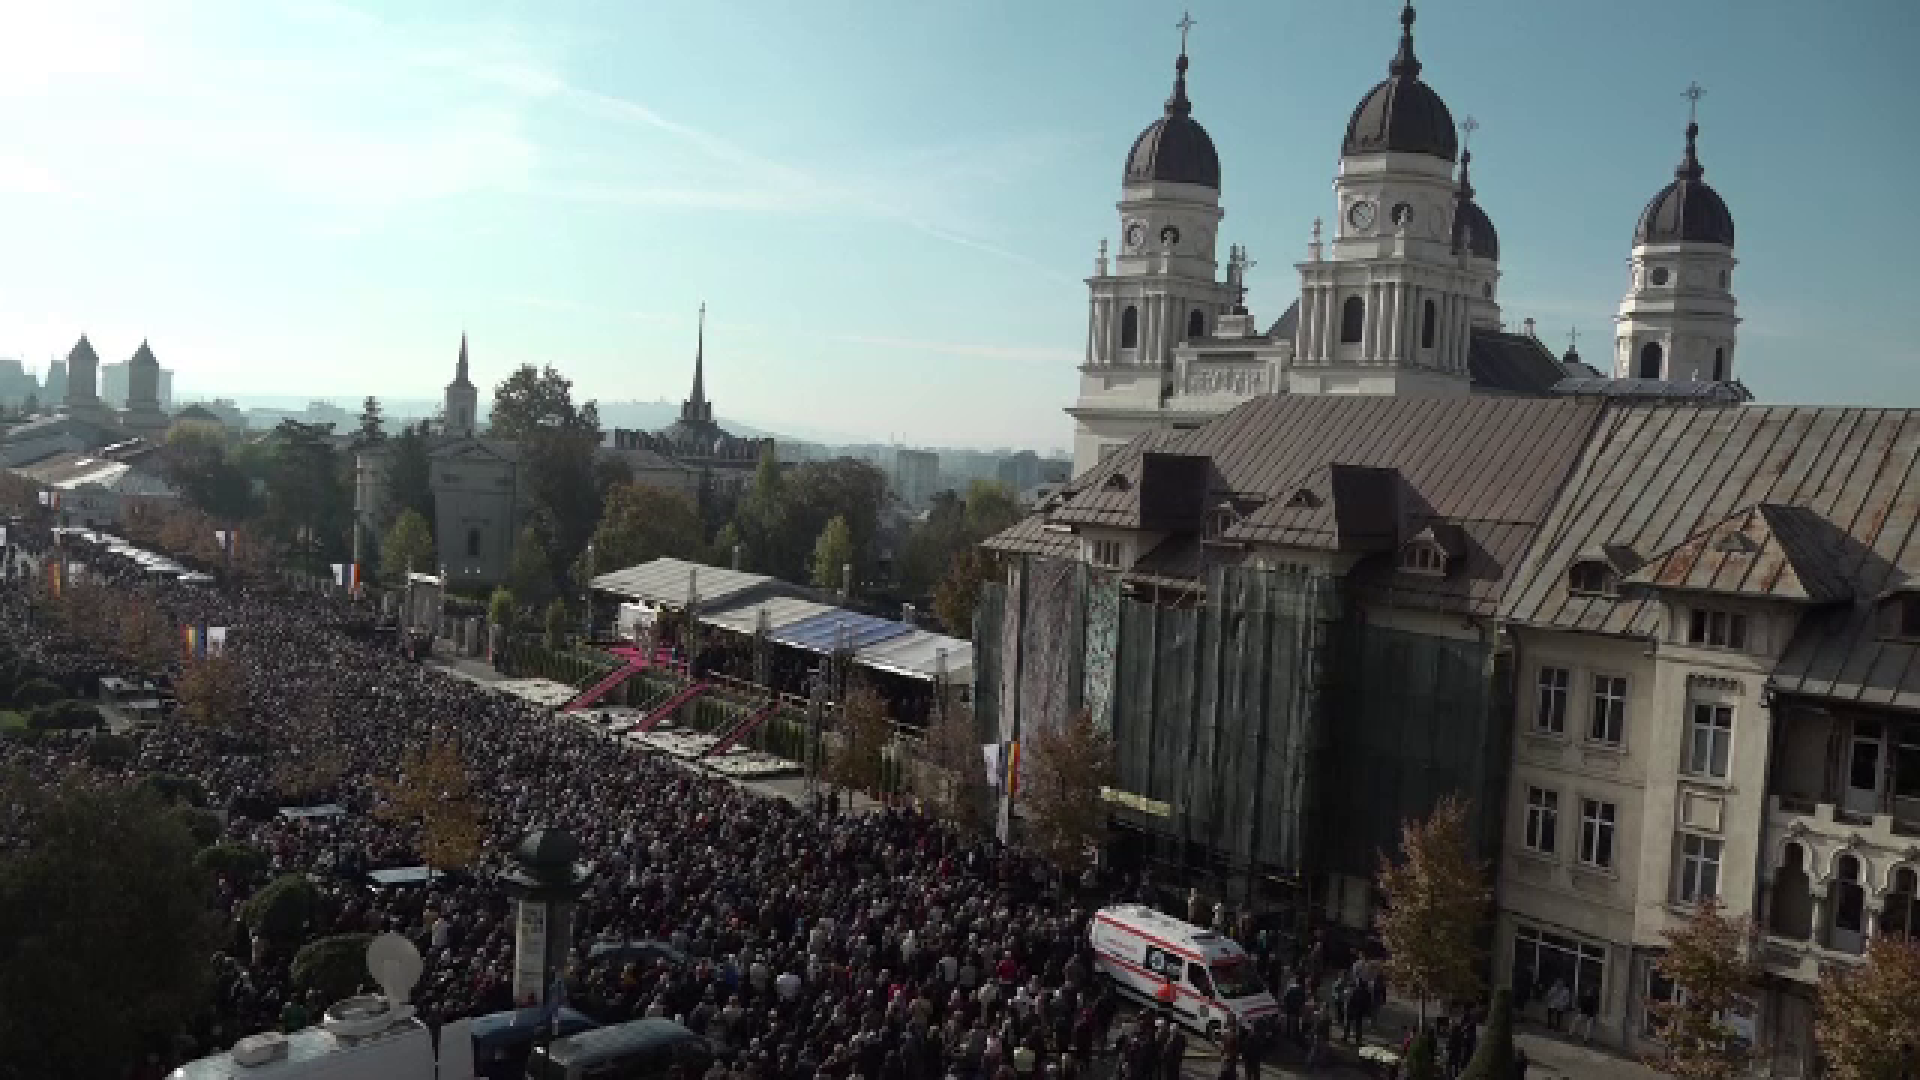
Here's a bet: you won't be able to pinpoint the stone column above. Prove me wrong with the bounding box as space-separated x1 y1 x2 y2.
1811 888 1830 950
1301 283 1320 361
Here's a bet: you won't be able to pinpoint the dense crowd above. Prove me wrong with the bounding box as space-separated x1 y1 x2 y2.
0 527 1471 1080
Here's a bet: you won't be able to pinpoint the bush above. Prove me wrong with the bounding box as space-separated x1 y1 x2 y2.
1458 988 1516 1080
177 806 223 848
195 843 269 887
11 678 61 710
487 587 515 631
85 732 137 768
292 933 373 1005
143 773 207 807
1403 1027 1442 1080
242 874 319 946
32 700 102 730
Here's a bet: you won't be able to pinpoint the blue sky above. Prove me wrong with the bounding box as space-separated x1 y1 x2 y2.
0 0 1914 451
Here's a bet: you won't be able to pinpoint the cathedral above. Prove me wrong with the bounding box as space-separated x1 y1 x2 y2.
1069 4 1742 474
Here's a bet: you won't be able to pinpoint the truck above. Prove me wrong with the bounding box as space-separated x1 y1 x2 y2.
1088 904 1280 1037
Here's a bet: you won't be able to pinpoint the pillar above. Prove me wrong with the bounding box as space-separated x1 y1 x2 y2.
1811 889 1830 950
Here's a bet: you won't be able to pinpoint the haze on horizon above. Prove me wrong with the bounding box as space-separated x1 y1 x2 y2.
0 0 1914 451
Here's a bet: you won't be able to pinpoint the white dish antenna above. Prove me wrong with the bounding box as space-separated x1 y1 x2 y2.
365 932 423 1008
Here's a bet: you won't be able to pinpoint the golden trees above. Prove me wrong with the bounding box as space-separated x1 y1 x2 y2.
1376 794 1491 1021
1020 708 1113 877
828 682 892 797
1816 935 1920 1080
1652 896 1759 1080
176 653 246 728
375 734 487 874
920 703 993 837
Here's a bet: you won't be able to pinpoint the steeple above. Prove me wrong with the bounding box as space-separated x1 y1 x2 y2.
454 332 473 387
1166 12 1195 117
1389 0 1421 81
685 303 709 425
444 333 478 438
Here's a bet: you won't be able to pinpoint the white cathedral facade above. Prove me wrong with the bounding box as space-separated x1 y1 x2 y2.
1070 5 1742 475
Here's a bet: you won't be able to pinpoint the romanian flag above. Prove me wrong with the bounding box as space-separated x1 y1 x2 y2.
182 624 207 659
44 561 61 597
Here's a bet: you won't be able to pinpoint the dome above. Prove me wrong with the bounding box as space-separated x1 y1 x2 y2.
1449 151 1498 261
511 827 581 884
1124 53 1220 189
1342 5 1458 162
1634 123 1735 247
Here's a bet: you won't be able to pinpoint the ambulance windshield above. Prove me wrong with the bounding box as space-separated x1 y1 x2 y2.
1210 961 1263 999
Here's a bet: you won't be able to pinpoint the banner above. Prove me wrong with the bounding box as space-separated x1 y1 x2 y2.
215 530 236 558
206 626 228 657
182 624 208 660
37 490 59 510
1007 740 1020 799
983 743 1001 788
331 563 346 587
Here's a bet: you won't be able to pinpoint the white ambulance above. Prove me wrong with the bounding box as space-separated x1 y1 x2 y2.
1088 904 1279 1037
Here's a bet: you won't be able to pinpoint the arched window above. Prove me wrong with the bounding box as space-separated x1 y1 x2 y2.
467 528 482 559
1833 854 1867 953
1884 866 1919 940
1637 341 1664 379
1770 843 1814 940
1120 306 1139 350
1187 309 1205 340
1713 348 1727 382
1421 299 1437 349
1340 296 1366 344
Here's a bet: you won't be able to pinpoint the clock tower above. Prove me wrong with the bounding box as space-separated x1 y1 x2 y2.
1072 14 1240 473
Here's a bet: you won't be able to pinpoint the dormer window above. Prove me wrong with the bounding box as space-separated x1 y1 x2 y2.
1686 607 1750 650
1103 473 1131 491
1400 541 1447 577
1203 504 1238 542
1285 488 1322 509
1568 560 1619 598
1879 592 1920 641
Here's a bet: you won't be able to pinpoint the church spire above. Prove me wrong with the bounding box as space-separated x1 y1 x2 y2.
454 332 472 386
1389 1 1421 81
687 304 709 424
1166 12 1196 117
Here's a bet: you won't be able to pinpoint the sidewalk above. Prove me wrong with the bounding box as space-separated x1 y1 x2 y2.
1363 994 1664 1080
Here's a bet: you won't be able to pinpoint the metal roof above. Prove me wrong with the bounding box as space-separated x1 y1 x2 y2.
698 593 834 637
1500 406 1920 709
589 558 789 609
1468 329 1566 397
1553 377 1752 404
773 609 914 653
856 630 973 684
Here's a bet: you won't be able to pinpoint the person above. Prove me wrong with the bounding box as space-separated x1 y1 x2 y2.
1573 984 1599 1043
1282 974 1308 1047
1512 1045 1529 1080
1544 978 1570 1033
1446 1008 1476 1079
1343 973 1371 1045
1238 1017 1265 1080
1158 1014 1187 1080
1307 1003 1333 1070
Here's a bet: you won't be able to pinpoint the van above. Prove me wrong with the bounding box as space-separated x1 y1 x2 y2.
1088 904 1279 1037
525 1017 713 1080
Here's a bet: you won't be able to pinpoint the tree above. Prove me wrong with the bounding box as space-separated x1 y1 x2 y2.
1651 896 1759 1080
489 364 600 442
584 484 705 579
1375 794 1491 1022
829 681 892 797
492 365 603 579
243 873 319 949
962 478 1023 539
381 508 436 582
386 420 435 536
163 419 251 518
922 703 993 836
489 587 517 631
0 778 220 1078
1458 987 1517 1080
176 652 246 728
811 515 855 592
544 597 569 648
507 525 557 611
114 593 176 673
1020 707 1114 877
1816 935 1920 1080
354 395 386 449
264 419 350 572
293 933 375 1005
1403 1027 1443 1080
195 843 271 890
375 734 487 874
934 548 999 639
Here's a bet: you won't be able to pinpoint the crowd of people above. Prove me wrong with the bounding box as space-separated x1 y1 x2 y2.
0 524 1492 1080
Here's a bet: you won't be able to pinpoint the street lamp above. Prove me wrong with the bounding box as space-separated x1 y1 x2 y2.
580 542 595 642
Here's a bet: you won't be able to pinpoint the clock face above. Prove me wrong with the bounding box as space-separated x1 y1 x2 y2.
1391 202 1415 227
1347 199 1377 232
1160 225 1181 247
1125 219 1147 251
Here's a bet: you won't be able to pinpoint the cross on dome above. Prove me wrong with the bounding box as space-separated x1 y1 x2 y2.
1176 11 1196 54
1683 80 1705 125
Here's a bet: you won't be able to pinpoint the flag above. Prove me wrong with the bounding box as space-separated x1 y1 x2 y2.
181 625 197 657
206 626 228 657
1006 741 1020 799
45 561 61 597
983 744 1001 788
349 563 361 590
215 529 235 557
331 563 347 587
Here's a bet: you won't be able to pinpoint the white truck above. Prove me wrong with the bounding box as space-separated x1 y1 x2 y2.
1088 904 1279 1037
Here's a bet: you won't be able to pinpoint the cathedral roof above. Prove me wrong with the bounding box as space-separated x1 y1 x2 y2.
1124 49 1220 189
1268 300 1300 343
1634 123 1735 247
1342 4 1458 162
130 339 158 367
67 335 99 370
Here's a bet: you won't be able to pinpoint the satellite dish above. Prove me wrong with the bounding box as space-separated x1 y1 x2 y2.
365 932 423 1008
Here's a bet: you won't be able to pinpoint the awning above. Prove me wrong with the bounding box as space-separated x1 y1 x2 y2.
855 630 973 683
590 557 790 610
700 594 835 637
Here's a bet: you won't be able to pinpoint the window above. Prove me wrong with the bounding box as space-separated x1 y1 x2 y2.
1638 341 1664 379
1568 561 1619 598
1340 296 1365 343
1644 967 1680 1037
1887 866 1919 940
1524 786 1559 855
1512 925 1606 1016
1120 305 1140 350
1421 299 1436 349
1187 309 1206 340
1886 595 1920 640
1203 505 1236 542
1719 269 1730 289
1712 347 1727 382
466 528 481 559
1186 962 1216 998
1580 799 1617 869
1650 266 1671 286
1589 675 1627 746
1535 666 1570 735
1089 540 1123 569
1400 542 1445 575
1685 703 1734 778
1144 946 1180 977
1677 833 1722 903
1834 854 1865 941
1686 608 1749 649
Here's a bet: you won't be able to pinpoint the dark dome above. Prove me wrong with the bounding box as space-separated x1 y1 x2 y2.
511 827 581 883
1342 6 1457 162
1448 151 1497 261
1124 53 1220 189
1634 123 1734 247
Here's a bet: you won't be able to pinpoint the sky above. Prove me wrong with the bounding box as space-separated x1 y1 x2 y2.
0 0 1915 452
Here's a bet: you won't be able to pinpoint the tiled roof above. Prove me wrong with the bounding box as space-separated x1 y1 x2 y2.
1468 328 1568 397
1624 503 1853 604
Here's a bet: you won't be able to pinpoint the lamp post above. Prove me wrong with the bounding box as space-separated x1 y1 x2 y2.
581 542 595 642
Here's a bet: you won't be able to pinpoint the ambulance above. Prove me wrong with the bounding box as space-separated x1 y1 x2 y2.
1088 904 1279 1037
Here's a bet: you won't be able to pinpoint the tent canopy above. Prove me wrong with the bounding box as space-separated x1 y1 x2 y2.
774 609 914 653
700 594 834 637
591 557 797 610
856 631 973 684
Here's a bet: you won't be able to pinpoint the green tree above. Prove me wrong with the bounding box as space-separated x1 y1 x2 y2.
1651 896 1758 1080
0 778 220 1077
544 597 569 648
811 515 855 592
962 478 1023 538
933 548 999 639
584 484 706 579
492 365 603 579
265 419 350 572
381 508 436 582
1817 936 1920 1080
195 843 271 889
488 364 600 442
488 586 517 631
732 444 788 573
1403 1027 1442 1080
507 525 557 611
387 420 435 536
243 873 319 950
163 418 251 518
293 934 374 1006
1020 707 1114 877
1376 794 1491 1022
1458 988 1516 1080
354 395 386 449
